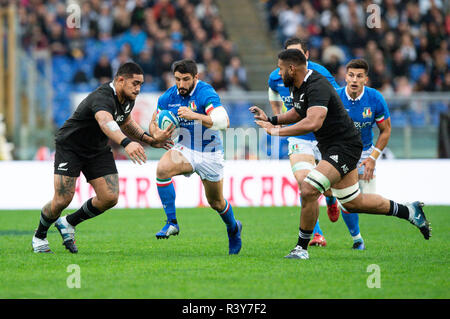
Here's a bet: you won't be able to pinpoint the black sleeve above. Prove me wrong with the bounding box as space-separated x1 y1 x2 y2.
91 92 115 116
306 79 331 109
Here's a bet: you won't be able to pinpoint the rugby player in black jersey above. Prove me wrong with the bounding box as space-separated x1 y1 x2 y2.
32 62 174 253
251 49 431 259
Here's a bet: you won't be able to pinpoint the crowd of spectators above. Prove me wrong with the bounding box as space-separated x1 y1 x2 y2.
265 0 449 93
18 0 249 94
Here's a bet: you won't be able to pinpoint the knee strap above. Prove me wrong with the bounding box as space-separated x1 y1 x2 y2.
331 182 360 204
304 169 331 194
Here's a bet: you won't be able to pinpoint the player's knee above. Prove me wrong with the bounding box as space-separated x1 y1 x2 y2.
208 198 225 212
53 195 73 212
98 193 118 209
156 162 173 180
299 182 320 202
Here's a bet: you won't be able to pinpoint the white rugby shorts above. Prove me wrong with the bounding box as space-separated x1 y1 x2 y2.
172 144 224 182
287 137 322 161
357 145 376 176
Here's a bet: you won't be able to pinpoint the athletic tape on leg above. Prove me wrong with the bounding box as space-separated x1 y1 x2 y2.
292 162 315 173
304 169 331 193
331 183 360 204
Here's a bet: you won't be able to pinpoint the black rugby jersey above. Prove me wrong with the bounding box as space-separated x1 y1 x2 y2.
291 70 361 147
55 82 135 156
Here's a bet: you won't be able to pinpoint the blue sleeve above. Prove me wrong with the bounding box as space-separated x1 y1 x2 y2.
157 93 168 112
374 90 390 123
309 62 339 89
201 87 222 115
268 73 278 92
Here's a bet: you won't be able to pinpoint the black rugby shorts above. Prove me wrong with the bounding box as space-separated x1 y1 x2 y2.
54 144 118 181
318 140 363 177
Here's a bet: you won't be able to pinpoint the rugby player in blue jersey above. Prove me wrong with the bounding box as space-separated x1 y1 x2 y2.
149 59 242 255
267 37 352 247
336 59 392 249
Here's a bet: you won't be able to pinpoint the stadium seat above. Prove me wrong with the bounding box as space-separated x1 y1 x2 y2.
390 110 408 127
409 64 426 83
408 110 426 127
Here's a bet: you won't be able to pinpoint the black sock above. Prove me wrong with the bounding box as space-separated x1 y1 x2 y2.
169 219 178 224
66 198 103 227
388 200 411 220
35 211 58 239
297 228 313 250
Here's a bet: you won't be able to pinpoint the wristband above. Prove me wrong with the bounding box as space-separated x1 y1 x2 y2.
120 137 132 148
369 155 377 161
140 132 151 141
268 116 278 125
373 147 382 154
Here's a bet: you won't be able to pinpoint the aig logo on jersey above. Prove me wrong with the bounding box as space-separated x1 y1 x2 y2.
362 107 372 118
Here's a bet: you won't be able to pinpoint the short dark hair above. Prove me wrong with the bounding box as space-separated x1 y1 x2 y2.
278 49 307 66
346 59 369 74
115 62 144 78
284 37 308 52
172 59 198 77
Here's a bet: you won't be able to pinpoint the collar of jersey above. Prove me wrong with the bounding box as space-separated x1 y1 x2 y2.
109 81 117 95
345 85 365 101
177 80 199 97
303 69 313 82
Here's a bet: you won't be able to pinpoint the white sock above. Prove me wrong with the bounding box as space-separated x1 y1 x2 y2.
352 233 362 242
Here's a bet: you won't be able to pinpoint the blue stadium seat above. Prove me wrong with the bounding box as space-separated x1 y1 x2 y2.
140 82 159 93
53 98 72 127
228 102 254 127
52 56 74 83
339 45 352 63
390 110 407 127
409 63 426 83
407 110 426 127
309 36 322 49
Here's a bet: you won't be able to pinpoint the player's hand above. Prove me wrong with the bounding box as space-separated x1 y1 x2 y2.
359 157 375 181
178 107 198 120
151 139 174 150
249 106 269 121
255 120 279 136
153 123 175 142
124 141 147 165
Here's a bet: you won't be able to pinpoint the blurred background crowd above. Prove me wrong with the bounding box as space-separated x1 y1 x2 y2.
16 0 249 126
0 0 447 160
265 0 449 93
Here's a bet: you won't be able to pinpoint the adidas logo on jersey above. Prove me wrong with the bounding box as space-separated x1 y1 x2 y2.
330 155 339 163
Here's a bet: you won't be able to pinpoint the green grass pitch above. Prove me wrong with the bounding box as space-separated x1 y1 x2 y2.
0 206 448 299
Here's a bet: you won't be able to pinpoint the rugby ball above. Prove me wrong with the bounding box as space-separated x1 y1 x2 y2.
156 110 179 142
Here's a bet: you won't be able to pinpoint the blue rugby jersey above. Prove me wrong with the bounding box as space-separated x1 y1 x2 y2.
336 86 390 151
157 80 224 152
268 61 340 141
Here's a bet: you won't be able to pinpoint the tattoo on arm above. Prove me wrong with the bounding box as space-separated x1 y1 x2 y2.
103 174 119 195
121 120 144 140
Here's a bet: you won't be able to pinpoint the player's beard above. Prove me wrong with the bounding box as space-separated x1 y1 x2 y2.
282 72 294 87
178 82 196 97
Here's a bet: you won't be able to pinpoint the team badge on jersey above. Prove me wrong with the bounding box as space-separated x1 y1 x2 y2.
189 100 197 111
362 107 372 118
